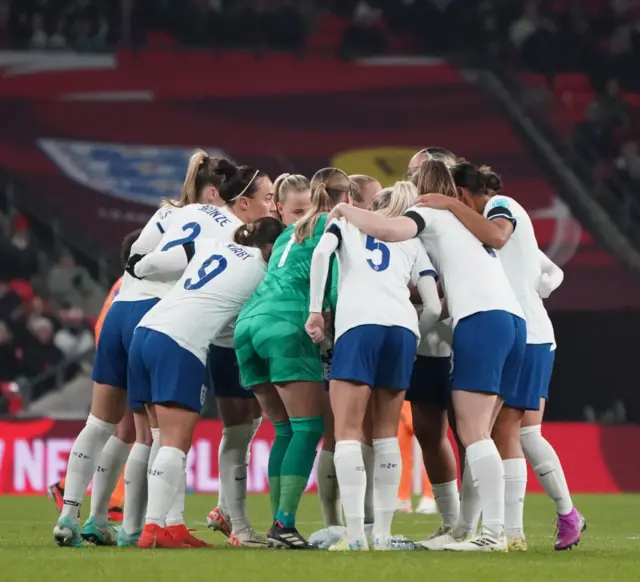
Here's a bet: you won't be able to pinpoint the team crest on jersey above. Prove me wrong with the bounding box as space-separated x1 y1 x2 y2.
490 196 510 210
38 139 230 206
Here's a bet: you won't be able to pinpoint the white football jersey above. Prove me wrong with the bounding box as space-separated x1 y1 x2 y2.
406 207 524 326
484 195 555 345
330 219 436 341
138 239 266 364
115 205 176 302
117 204 243 303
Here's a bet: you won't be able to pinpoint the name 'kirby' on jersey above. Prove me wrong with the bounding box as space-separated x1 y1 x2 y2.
118 204 243 303
138 239 267 365
484 195 555 345
331 219 436 341
405 206 524 326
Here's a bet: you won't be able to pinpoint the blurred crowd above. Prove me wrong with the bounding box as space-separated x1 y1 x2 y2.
0 198 104 408
2 0 461 56
457 0 640 194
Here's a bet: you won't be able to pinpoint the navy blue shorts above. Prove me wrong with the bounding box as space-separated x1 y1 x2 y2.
92 298 160 389
505 343 555 410
207 345 254 400
451 310 526 397
331 324 417 390
405 356 451 409
127 327 206 413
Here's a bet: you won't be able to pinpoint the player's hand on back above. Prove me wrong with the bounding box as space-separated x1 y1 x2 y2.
326 203 347 224
305 312 325 344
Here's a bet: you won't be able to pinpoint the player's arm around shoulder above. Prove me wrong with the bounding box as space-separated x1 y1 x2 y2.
328 203 418 242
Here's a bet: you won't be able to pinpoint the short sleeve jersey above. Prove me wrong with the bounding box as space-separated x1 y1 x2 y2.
139 239 266 364
118 204 242 303
329 218 436 341
484 195 555 345
405 206 524 326
239 214 332 324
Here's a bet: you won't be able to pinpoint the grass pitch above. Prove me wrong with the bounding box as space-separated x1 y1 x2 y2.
0 494 638 582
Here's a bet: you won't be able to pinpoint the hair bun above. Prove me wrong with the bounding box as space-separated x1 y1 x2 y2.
485 173 502 193
213 159 238 181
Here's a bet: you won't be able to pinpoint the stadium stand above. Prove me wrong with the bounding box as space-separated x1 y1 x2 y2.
1 1 639 427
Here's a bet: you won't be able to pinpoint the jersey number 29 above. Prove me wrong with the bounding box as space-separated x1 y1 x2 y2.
184 254 228 290
366 236 390 272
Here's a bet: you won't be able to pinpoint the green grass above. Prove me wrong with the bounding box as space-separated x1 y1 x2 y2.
0 494 638 582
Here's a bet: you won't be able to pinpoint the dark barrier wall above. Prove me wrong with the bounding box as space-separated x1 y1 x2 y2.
546 310 639 423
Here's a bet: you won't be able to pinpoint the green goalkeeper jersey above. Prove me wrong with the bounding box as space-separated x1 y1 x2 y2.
239 214 334 323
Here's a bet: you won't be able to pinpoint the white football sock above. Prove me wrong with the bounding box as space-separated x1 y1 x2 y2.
361 443 375 525
503 458 527 540
219 424 254 532
466 439 505 538
122 442 150 535
61 414 116 521
372 437 402 543
521 425 573 515
145 446 186 527
457 457 481 535
317 449 343 527
149 428 161 472
89 436 130 523
432 480 460 529
166 467 186 527
334 440 366 541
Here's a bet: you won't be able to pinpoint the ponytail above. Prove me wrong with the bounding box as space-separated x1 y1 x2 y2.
294 183 333 243
294 167 351 243
166 150 236 208
412 159 457 198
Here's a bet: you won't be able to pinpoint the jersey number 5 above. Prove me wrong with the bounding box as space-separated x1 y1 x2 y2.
365 236 390 272
161 222 202 252
184 254 228 290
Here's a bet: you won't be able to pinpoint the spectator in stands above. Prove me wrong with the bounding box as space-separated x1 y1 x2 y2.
509 1 559 76
20 316 65 400
340 0 387 59
0 280 21 323
0 321 20 383
29 12 47 49
585 78 631 137
8 215 39 280
54 305 94 360
616 141 640 185
47 248 104 316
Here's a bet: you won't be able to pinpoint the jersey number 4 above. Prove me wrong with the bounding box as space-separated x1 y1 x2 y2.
184 254 228 290
365 236 390 272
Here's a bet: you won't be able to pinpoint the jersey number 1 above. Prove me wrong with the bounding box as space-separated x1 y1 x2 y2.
365 236 390 272
184 254 228 290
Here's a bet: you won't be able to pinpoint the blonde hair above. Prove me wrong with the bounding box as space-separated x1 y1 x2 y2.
294 167 350 243
370 181 418 217
273 173 310 207
412 159 457 198
349 174 377 203
165 149 235 208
